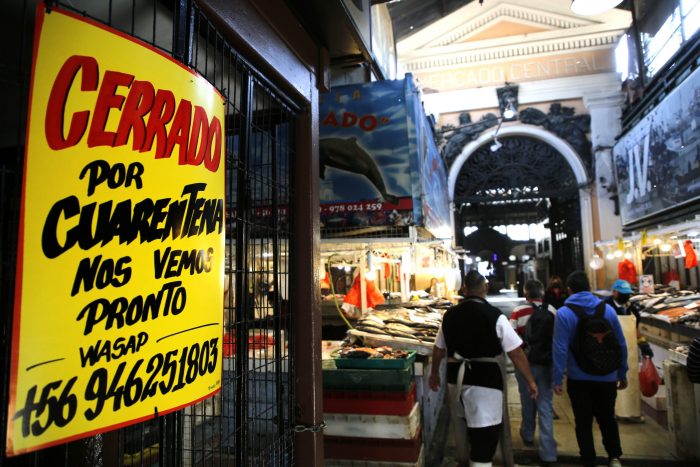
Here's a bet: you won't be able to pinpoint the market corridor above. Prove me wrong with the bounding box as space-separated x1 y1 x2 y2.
432 370 683 467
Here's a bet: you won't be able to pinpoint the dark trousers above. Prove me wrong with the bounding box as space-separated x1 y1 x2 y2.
567 379 622 465
467 424 501 463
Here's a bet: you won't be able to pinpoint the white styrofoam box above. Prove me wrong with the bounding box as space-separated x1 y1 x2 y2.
668 348 688 366
641 385 667 411
324 402 420 439
414 360 427 376
647 343 670 378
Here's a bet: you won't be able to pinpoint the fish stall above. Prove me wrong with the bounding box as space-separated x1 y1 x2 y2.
317 74 456 466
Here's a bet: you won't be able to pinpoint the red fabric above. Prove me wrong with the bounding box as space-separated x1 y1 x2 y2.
663 269 680 285
684 240 698 269
618 259 637 284
384 263 391 279
321 271 330 289
343 276 385 309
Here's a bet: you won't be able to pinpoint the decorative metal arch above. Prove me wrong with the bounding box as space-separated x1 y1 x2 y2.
440 103 592 173
453 136 579 204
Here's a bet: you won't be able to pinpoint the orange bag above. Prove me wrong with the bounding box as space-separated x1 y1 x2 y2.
684 240 698 269
639 356 661 397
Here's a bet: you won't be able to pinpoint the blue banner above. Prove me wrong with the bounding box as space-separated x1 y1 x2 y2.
319 76 451 236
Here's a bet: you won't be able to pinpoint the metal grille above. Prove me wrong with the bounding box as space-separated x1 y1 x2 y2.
453 136 579 205
1 1 299 465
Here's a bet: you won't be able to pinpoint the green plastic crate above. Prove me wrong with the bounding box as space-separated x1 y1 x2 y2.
333 351 416 370
323 365 414 392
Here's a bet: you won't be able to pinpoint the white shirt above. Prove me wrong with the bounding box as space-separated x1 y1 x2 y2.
435 314 522 352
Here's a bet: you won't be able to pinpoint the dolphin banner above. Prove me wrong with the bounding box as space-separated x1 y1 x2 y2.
319 75 450 236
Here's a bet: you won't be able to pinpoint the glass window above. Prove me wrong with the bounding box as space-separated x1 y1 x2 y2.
636 0 682 80
682 0 700 38
615 34 630 80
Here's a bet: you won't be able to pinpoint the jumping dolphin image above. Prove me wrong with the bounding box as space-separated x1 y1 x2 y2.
319 137 399 204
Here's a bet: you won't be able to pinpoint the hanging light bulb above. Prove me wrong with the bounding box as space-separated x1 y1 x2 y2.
660 243 672 253
614 249 623 258
623 251 632 260
502 99 517 119
653 237 662 245
589 254 604 270
605 248 615 260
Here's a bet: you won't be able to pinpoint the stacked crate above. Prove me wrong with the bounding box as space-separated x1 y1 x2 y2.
322 353 424 466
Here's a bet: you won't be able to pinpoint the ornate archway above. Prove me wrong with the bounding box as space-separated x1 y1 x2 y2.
447 124 594 276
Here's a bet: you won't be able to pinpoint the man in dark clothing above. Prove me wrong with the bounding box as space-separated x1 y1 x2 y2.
606 279 633 315
553 271 628 467
430 270 537 467
510 279 558 465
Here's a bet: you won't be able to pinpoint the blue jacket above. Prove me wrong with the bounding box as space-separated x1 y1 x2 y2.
552 291 628 385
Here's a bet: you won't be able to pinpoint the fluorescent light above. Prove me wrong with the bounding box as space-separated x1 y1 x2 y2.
571 0 623 16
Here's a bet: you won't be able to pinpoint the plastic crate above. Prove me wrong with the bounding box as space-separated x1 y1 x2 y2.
334 351 416 370
324 427 422 463
323 382 416 416
324 402 420 439
323 365 414 392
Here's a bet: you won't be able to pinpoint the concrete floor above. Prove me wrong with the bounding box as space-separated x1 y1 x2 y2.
433 373 688 467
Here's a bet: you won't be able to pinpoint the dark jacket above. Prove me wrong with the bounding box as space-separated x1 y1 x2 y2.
552 292 628 386
442 296 504 390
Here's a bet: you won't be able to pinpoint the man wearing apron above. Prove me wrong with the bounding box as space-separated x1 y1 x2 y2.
430 270 538 467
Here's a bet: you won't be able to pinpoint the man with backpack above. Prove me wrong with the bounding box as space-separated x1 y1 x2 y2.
553 271 628 467
510 279 558 466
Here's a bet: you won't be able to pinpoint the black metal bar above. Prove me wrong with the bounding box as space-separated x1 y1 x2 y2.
235 73 254 467
173 0 188 63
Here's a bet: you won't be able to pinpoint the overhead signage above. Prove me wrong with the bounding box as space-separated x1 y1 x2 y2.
416 50 613 91
613 65 700 225
7 6 225 455
320 79 415 228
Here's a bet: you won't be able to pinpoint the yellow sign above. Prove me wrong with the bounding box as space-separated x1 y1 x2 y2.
7 6 225 456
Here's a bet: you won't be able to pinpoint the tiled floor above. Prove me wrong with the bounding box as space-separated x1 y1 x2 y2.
435 373 683 467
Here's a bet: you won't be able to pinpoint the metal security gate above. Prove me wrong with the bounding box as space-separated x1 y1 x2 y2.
1 1 299 465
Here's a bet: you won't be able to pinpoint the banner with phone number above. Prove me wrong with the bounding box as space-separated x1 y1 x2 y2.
7 6 225 456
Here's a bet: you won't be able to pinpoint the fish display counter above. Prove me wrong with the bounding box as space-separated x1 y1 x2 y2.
346 305 445 355
630 289 700 354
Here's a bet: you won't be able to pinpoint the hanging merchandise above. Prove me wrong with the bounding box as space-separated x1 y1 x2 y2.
321 271 331 289
343 275 386 311
639 356 661 397
684 240 698 269
618 258 637 284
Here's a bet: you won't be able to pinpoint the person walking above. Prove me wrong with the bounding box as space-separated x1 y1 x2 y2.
510 279 558 466
544 275 567 309
605 279 633 315
553 271 628 467
430 270 538 467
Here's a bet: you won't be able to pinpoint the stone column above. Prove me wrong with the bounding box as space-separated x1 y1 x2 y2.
583 90 625 288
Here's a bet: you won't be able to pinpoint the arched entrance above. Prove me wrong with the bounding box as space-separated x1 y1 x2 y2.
448 124 594 284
